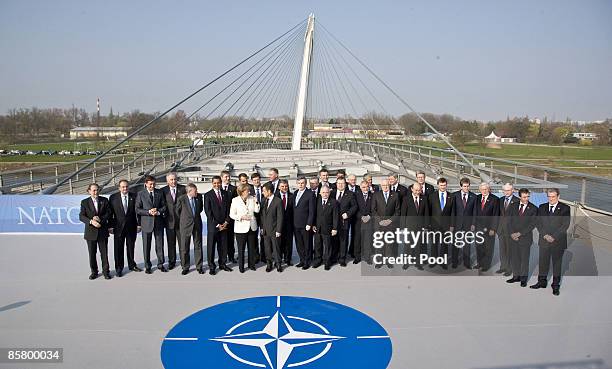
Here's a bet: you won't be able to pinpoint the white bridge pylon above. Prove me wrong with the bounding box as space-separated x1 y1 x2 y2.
291 13 315 151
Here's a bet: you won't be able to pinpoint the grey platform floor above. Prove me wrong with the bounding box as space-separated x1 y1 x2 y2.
1 234 611 369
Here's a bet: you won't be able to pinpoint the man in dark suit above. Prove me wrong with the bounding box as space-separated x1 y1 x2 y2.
427 177 454 269
346 174 359 258
79 183 112 280
388 174 409 201
293 177 315 269
531 188 571 295
309 177 320 196
109 179 140 277
265 167 281 196
277 179 294 266
364 174 379 193
451 177 477 269
260 182 284 272
313 185 339 270
204 175 232 275
176 183 204 275
354 180 373 264
506 188 537 287
497 183 520 276
317 168 336 192
249 172 265 263
371 179 401 268
136 175 168 274
473 182 500 272
400 182 429 270
414 170 435 197
161 172 186 270
331 178 358 266
221 170 237 264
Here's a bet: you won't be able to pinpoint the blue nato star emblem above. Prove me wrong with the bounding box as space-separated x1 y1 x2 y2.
162 296 392 369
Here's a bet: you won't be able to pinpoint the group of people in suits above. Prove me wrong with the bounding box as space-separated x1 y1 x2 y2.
79 168 571 295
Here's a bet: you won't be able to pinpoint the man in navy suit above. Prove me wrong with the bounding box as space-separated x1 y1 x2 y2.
136 175 168 274
221 170 237 264
473 182 500 272
277 180 294 266
204 175 232 275
531 188 571 295
506 188 538 287
79 183 112 280
161 172 186 270
427 177 454 269
400 182 428 270
451 177 476 269
293 177 315 269
109 179 140 277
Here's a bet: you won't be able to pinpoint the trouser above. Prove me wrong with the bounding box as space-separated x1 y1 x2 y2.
498 232 512 271
313 234 333 266
430 229 449 264
226 225 235 261
180 227 203 271
511 240 531 281
294 228 312 265
236 230 257 269
348 219 357 257
207 228 227 269
280 226 293 263
143 228 165 269
538 245 565 288
165 226 180 266
258 228 266 263
451 226 472 267
87 238 109 274
476 231 495 269
263 234 281 265
113 230 137 272
356 220 373 262
336 227 350 263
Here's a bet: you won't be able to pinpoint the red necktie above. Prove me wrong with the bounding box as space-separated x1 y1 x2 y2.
462 193 467 207
282 193 286 210
481 196 486 210
414 197 419 210
519 204 525 216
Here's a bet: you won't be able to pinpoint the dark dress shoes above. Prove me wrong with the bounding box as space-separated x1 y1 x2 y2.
340 262 347 267
506 277 520 283
209 268 217 275
553 288 560 296
158 266 168 273
353 259 361 264
168 263 176 270
249 266 256 271
296 263 304 268
402 264 409 270
311 262 321 269
530 282 546 289
302 264 310 270
197 269 204 274
495 268 504 274
277 265 283 273
103 273 112 280
130 266 142 272
145 268 152 274
89 272 98 280
265 264 273 273
239 267 245 273
503 271 512 276
520 281 527 287
116 270 123 278
220 265 233 272
324 264 331 271
181 269 190 275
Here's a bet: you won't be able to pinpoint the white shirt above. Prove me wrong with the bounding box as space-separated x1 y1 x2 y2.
295 189 304 205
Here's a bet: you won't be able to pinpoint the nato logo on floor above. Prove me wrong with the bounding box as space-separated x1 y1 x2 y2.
161 296 393 369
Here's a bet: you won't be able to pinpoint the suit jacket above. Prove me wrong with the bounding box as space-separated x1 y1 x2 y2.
135 188 167 233
293 188 315 228
315 197 339 235
176 193 204 234
203 188 230 231
249 185 264 227
390 183 409 201
318 181 336 192
498 195 520 235
371 191 401 229
229 195 259 233
368 183 380 193
474 194 500 232
260 196 284 236
355 191 373 218
277 191 294 232
265 180 281 197
428 190 453 230
108 192 138 236
222 183 237 198
507 201 537 246
536 202 571 249
161 184 186 229
79 196 111 240
451 191 476 230
400 193 428 229
331 189 358 230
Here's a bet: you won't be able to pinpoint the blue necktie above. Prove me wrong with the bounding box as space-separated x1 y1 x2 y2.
440 192 445 209
190 197 195 215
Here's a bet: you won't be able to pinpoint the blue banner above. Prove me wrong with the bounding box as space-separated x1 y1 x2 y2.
0 195 84 233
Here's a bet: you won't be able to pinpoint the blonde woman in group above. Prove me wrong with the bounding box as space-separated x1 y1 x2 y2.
229 183 260 273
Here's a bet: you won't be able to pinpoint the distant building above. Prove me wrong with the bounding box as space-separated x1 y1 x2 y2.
69 126 130 139
572 132 598 141
484 131 517 143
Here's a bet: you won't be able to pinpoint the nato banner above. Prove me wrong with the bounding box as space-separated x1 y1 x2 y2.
0 195 83 233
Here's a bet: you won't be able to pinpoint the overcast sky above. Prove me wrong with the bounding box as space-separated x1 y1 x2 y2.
0 0 610 121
